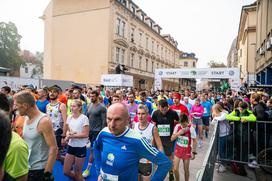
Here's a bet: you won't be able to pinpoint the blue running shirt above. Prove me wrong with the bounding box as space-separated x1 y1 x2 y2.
94 127 172 181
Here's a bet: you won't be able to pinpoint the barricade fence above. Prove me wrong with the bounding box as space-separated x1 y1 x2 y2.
196 122 219 181
217 120 272 173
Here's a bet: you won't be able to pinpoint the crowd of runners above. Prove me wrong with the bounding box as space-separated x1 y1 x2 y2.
0 83 272 181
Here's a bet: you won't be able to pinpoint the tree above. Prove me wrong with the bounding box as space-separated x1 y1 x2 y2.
0 22 23 75
208 60 227 68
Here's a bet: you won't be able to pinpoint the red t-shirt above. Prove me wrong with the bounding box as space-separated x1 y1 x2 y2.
170 104 189 116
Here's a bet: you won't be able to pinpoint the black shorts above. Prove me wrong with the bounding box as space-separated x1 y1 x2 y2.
67 146 86 158
55 128 63 149
138 163 152 176
89 131 100 147
27 169 44 181
162 142 173 157
202 116 210 126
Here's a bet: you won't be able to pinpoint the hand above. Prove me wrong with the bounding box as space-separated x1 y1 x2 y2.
241 118 247 123
61 138 67 146
191 154 195 160
98 175 102 181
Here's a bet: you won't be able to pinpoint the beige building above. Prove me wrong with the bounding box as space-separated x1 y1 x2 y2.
255 0 272 85
237 2 257 84
227 37 238 68
177 52 197 90
42 0 181 90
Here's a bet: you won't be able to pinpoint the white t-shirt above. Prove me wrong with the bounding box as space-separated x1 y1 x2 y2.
67 114 89 147
173 124 197 139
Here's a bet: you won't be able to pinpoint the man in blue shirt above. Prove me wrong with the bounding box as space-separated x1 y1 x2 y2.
36 88 49 113
138 91 153 115
94 103 172 181
200 95 212 138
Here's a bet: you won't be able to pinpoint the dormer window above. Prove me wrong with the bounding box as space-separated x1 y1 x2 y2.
141 14 145 21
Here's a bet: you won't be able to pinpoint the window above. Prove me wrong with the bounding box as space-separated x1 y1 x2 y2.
146 37 149 49
161 47 163 58
116 47 125 64
131 53 134 67
157 44 159 53
121 49 125 64
116 18 121 35
116 47 120 63
139 32 142 46
152 61 154 73
139 56 142 69
141 14 145 21
184 61 188 67
131 6 136 14
116 18 125 37
193 62 196 67
146 59 148 71
130 28 134 42
152 41 154 52
25 67 28 73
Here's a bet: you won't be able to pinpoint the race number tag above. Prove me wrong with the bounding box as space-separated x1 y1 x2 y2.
158 124 170 136
177 136 189 147
204 107 207 114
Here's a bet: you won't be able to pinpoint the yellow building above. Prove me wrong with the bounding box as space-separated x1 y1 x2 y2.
255 0 272 85
42 0 181 90
177 52 197 90
237 2 256 85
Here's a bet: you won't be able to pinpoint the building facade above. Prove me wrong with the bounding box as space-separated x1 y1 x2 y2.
255 0 272 85
42 0 181 90
177 52 197 90
227 37 238 68
237 3 257 85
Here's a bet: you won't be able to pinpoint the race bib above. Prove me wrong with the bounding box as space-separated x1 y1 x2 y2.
101 170 118 181
158 124 170 136
204 108 207 114
177 136 189 147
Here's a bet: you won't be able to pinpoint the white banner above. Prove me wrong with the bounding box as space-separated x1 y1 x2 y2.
101 74 133 87
0 76 39 91
155 68 240 90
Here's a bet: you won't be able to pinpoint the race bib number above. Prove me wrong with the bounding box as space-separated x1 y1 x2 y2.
101 170 118 181
204 108 207 114
177 136 189 147
158 124 170 136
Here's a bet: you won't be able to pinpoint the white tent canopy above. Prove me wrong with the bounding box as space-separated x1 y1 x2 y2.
101 74 133 87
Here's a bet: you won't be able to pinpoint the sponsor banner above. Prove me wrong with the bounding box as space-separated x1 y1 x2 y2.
101 74 133 87
155 68 240 79
0 76 39 91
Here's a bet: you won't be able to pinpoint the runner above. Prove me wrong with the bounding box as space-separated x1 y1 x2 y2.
133 104 164 181
171 113 197 181
151 99 179 181
126 92 138 127
36 88 49 113
200 95 212 138
170 92 189 116
82 90 107 178
46 85 67 162
15 91 57 181
93 103 172 181
63 100 89 181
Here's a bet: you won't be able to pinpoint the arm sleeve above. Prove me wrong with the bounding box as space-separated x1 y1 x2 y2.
241 112 256 122
93 133 103 176
137 138 172 181
226 111 240 121
82 116 90 126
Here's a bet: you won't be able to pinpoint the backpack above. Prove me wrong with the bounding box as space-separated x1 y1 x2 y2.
230 162 247 176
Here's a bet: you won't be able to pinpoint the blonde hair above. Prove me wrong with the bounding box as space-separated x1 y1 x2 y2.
72 99 82 113
212 104 223 114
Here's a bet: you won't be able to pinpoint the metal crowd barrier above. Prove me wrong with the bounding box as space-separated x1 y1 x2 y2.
195 122 219 181
217 120 272 173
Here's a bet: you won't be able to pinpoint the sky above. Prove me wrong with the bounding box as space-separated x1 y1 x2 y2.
0 0 256 68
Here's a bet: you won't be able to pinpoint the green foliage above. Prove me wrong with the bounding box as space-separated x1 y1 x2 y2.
208 60 227 68
0 21 22 74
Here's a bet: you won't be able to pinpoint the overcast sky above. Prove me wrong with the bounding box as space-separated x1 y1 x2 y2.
0 0 255 68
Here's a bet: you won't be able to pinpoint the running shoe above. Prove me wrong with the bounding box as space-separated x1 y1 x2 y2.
82 169 90 178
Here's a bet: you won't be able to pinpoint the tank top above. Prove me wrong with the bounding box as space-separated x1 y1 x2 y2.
134 122 154 163
46 102 63 131
176 125 192 150
23 113 49 170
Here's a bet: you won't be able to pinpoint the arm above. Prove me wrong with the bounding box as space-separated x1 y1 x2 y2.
101 106 107 128
226 111 240 121
39 117 58 173
60 103 67 136
93 133 103 176
153 127 164 152
138 138 172 181
171 127 188 142
69 125 89 138
241 111 256 122
191 138 197 160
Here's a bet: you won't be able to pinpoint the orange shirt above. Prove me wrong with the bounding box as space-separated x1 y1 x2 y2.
14 116 25 137
58 93 68 105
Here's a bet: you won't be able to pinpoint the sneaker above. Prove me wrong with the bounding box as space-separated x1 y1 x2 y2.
198 140 203 148
82 169 90 178
169 170 174 181
218 164 226 173
248 160 259 169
